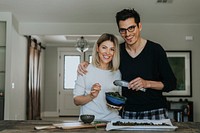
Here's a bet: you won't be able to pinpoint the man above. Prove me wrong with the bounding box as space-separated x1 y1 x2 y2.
78 8 177 120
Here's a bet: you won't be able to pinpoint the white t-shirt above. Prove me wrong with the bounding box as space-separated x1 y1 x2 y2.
74 64 121 121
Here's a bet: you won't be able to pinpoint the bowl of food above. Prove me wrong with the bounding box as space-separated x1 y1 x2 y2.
105 92 127 106
80 114 95 124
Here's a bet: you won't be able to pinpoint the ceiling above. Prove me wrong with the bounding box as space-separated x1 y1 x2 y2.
0 0 200 45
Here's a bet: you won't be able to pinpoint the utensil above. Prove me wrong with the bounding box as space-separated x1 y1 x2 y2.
113 80 146 92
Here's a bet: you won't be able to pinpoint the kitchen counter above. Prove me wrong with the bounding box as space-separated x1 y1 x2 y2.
0 120 200 133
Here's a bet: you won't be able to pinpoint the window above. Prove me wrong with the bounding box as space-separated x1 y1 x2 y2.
64 55 80 89
58 48 92 90
89 55 92 63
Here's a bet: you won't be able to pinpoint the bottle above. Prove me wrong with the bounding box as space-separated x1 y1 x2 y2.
177 111 183 122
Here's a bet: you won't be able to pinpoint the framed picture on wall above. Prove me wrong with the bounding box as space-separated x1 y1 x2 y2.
163 51 192 97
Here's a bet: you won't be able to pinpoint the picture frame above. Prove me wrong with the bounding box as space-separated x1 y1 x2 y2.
163 50 192 97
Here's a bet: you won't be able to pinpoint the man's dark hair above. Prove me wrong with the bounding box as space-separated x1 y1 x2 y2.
116 8 140 27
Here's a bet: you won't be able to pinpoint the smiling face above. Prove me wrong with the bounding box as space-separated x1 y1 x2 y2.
119 18 142 46
96 40 115 69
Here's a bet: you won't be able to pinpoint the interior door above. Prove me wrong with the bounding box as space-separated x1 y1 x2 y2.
57 48 92 116
58 50 83 116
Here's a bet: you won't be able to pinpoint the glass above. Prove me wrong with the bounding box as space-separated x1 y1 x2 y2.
119 25 136 34
0 73 5 90
0 47 5 71
64 55 80 89
89 55 92 63
0 21 6 46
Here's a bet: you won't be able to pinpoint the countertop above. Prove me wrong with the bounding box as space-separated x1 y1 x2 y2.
0 120 200 133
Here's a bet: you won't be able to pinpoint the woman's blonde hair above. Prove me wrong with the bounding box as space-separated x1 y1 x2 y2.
91 33 120 71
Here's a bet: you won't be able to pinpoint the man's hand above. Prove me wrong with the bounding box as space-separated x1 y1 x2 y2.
77 61 89 75
128 77 147 91
129 77 164 91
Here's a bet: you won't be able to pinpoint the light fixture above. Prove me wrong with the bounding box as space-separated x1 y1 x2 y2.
75 36 89 53
157 0 173 3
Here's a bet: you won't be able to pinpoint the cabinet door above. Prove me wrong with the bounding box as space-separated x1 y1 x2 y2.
0 73 5 90
0 97 4 119
0 21 6 120
0 47 5 71
0 21 6 91
0 21 6 46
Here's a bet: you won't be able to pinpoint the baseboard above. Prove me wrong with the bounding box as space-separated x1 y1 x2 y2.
42 111 59 117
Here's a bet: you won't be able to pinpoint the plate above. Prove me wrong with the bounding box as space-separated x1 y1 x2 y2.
106 119 178 131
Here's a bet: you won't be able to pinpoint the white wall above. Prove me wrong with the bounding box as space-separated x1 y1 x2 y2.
19 23 118 35
43 47 58 113
0 12 12 120
9 29 27 120
0 12 27 120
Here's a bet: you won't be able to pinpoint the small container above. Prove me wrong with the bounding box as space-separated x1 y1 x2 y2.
80 115 95 124
105 92 127 106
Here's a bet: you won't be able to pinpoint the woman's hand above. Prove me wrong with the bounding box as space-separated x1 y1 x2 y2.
77 61 89 75
90 83 101 99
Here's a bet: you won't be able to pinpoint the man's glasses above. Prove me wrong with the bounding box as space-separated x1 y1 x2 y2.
119 25 136 34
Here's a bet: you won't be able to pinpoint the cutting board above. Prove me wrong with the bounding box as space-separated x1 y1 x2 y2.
35 122 107 130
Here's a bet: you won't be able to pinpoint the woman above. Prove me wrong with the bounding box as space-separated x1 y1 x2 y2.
73 33 121 121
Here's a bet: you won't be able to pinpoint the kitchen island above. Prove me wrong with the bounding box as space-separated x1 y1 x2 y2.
0 120 200 133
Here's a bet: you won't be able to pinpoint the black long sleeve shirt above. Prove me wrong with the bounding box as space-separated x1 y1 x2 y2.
119 40 177 112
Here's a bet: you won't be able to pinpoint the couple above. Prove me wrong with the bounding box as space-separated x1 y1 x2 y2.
73 8 177 121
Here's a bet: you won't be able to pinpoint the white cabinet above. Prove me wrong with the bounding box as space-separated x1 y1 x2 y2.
0 21 6 120
0 21 6 92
